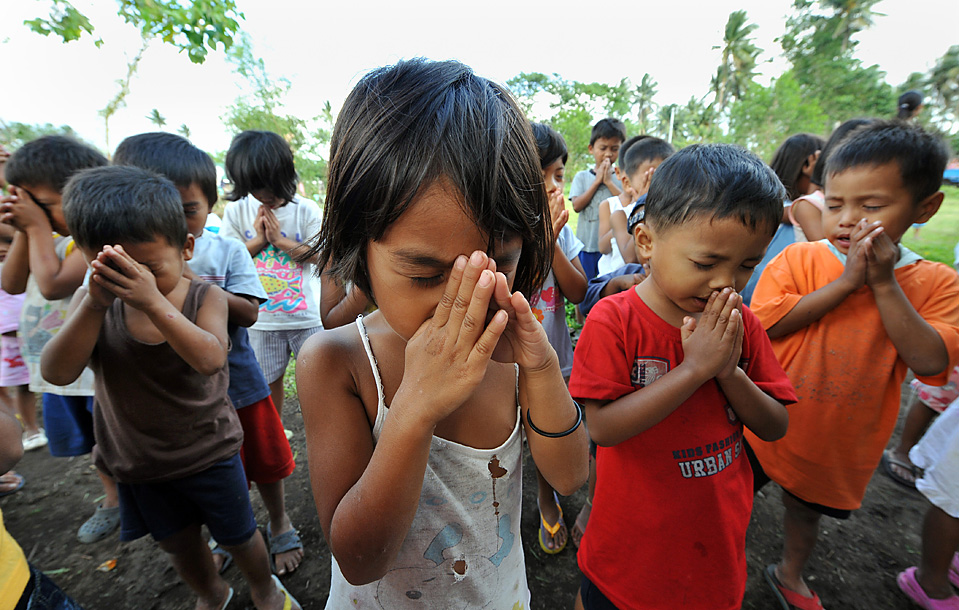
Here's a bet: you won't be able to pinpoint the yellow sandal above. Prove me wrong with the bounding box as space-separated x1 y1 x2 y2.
537 491 568 555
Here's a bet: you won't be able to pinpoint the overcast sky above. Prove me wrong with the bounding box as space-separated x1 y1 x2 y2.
2 0 952 155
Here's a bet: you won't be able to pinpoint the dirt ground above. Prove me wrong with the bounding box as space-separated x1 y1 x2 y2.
2 381 934 609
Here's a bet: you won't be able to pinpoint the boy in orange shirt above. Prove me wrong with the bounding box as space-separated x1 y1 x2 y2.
747 120 959 610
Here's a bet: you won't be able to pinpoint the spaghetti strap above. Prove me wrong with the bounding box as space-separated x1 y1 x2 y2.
354 315 385 408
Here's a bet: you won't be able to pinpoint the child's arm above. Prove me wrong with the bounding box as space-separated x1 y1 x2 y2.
610 209 637 264
41 284 114 386
299 252 513 585
571 161 617 212
791 198 825 241
182 263 259 328
0 230 30 295
92 246 228 375
766 219 877 339
597 200 613 254
549 195 587 304
865 228 949 376
585 290 747 446
580 266 645 317
262 206 322 265
319 272 369 330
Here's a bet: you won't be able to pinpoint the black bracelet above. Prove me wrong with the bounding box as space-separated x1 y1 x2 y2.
525 401 584 438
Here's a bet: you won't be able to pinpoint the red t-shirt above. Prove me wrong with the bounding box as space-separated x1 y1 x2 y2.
569 288 796 610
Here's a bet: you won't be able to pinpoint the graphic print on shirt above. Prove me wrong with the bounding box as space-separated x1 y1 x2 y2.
673 428 744 479
254 246 307 314
631 357 669 388
20 302 64 362
529 286 557 324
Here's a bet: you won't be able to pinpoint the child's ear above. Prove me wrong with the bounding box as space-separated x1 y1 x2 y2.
913 190 945 225
802 152 819 178
634 222 654 260
182 233 195 262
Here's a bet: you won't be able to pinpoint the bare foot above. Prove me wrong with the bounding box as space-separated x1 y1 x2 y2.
269 520 304 576
0 471 23 495
571 500 591 548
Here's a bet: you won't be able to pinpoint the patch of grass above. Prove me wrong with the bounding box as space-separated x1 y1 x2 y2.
283 359 297 401
900 186 959 265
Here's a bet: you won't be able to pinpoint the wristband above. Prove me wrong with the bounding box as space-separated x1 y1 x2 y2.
525 400 583 438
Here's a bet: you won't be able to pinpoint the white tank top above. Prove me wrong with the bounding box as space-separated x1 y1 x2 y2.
324 317 530 609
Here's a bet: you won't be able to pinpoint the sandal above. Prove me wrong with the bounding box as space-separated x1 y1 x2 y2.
0 472 24 498
898 566 959 609
267 523 304 575
881 450 921 489
764 564 825 610
22 429 48 452
77 504 121 544
209 540 233 574
537 490 568 555
271 575 301 610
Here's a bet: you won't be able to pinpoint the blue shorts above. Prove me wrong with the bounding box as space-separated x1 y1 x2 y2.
15 564 86 610
580 573 619 609
42 394 94 457
578 251 602 281
117 453 257 546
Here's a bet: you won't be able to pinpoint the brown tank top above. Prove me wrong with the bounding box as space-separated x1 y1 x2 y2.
90 279 242 483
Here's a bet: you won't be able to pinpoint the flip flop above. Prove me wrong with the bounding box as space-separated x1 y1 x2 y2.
216 586 234 610
0 472 24 498
210 544 233 574
271 574 301 610
897 566 959 609
881 450 921 489
764 564 825 610
267 523 304 575
537 490 568 555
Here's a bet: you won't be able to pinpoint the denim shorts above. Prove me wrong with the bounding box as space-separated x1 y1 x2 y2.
15 564 86 610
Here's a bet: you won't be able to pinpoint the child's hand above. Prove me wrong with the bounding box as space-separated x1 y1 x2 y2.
262 206 284 245
548 189 568 238
635 166 656 198
84 259 118 311
397 251 508 426
0 187 51 232
837 219 878 293
90 245 165 312
489 269 556 372
607 273 645 295
680 288 742 382
864 226 898 288
253 205 268 238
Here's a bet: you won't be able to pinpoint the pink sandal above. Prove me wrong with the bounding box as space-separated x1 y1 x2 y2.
897 567 959 609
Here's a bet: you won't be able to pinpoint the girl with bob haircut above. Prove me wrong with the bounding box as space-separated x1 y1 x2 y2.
296 58 588 608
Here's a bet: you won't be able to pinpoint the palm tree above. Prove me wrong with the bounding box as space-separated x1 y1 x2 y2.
712 10 761 112
822 0 884 53
929 46 959 130
178 124 191 139
147 108 167 129
633 74 658 132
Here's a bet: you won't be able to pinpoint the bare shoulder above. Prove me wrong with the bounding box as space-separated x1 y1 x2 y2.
297 320 377 421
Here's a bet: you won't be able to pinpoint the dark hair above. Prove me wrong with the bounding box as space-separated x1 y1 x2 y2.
590 118 626 146
304 58 552 300
63 166 188 251
113 132 218 207
769 133 826 201
811 118 874 187
826 119 949 204
623 137 675 178
5 136 107 192
530 122 568 168
644 144 785 237
618 135 649 169
224 130 298 203
627 194 647 233
897 90 923 120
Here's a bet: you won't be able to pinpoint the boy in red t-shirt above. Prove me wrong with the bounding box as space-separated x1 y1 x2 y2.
569 144 796 610
747 121 959 610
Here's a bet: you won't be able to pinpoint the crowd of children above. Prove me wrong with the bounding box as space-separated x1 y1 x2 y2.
1 56 958 610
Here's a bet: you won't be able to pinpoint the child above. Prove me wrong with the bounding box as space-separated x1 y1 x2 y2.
112 132 303 576
579 203 649 318
898 400 959 609
569 143 795 609
219 130 323 429
597 137 674 276
741 133 824 305
295 59 588 607
40 165 300 610
570 118 626 281
747 120 959 610
0 136 119 544
529 122 588 554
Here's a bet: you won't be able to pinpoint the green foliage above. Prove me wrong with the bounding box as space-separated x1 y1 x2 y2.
177 124 191 139
146 108 166 128
712 10 761 111
0 121 81 150
25 0 242 64
900 186 959 265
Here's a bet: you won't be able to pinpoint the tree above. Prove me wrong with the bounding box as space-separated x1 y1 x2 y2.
633 74 659 133
0 121 80 151
147 108 167 129
178 124 192 139
26 0 243 152
821 0 884 53
928 46 959 134
712 11 761 112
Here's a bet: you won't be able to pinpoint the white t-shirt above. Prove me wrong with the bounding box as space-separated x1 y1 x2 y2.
597 197 635 277
529 226 583 377
220 195 323 331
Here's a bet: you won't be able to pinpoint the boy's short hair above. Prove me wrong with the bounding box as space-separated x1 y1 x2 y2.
530 122 568 168
308 58 552 301
63 166 188 251
590 118 627 146
225 130 298 203
623 137 675 177
618 135 648 169
826 120 949 204
5 136 107 192
113 132 218 207
644 144 784 237
810 118 873 187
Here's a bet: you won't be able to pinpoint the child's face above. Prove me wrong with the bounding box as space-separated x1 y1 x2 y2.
365 182 522 342
176 183 213 238
589 137 622 168
625 157 665 198
823 162 941 254
81 235 194 297
17 183 68 235
251 188 288 210
635 215 770 326
542 158 565 195
0 226 14 262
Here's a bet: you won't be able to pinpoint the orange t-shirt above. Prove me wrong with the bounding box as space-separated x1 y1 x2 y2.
746 241 959 510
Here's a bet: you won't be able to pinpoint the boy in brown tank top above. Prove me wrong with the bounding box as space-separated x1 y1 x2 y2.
40 166 300 610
